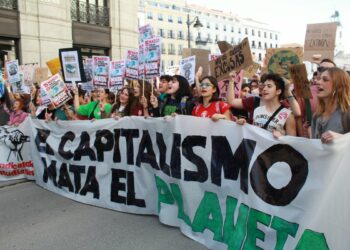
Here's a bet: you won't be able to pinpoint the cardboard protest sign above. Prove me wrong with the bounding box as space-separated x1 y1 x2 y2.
289 64 312 99
35 67 49 84
264 47 303 79
46 58 61 76
19 64 36 86
109 60 125 92
210 38 253 81
81 58 94 92
125 50 139 80
180 56 196 84
217 41 233 53
40 74 71 108
5 60 20 84
139 24 154 43
243 62 261 79
182 48 210 77
92 56 110 87
304 22 337 61
145 36 161 79
59 48 86 83
138 42 145 79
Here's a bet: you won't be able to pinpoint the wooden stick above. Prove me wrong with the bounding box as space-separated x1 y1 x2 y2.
142 77 145 97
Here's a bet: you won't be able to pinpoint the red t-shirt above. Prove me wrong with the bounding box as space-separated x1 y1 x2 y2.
192 101 231 118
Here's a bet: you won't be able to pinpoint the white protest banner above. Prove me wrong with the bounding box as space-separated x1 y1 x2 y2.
41 74 71 108
304 22 337 61
28 116 350 249
180 55 196 84
92 56 110 87
138 42 145 79
59 48 86 84
109 60 125 92
125 50 139 80
0 120 34 181
19 64 36 86
145 36 161 79
210 38 253 81
6 59 20 84
81 58 94 92
139 24 154 43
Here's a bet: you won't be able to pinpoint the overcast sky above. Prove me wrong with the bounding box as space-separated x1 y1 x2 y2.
188 0 350 51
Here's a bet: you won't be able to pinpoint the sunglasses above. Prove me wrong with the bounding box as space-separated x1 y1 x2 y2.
199 82 214 88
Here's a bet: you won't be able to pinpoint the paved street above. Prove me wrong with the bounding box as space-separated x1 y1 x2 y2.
0 181 206 250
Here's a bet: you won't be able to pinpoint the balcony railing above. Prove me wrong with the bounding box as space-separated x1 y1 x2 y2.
0 0 17 10
71 0 109 26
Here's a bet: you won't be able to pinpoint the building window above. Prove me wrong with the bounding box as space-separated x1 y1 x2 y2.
223 25 226 31
168 44 175 55
161 43 166 54
158 13 163 21
207 22 210 29
259 53 262 61
71 0 109 26
245 28 248 35
178 16 182 24
258 30 261 37
207 34 212 43
177 31 184 40
264 42 267 49
275 34 278 40
158 29 165 38
147 12 153 20
215 24 219 30
252 40 256 48
231 26 234 32
168 15 173 22
238 27 241 34
168 30 174 39
215 34 219 42
258 41 261 49
264 32 267 38
275 44 278 48
170 60 174 66
230 37 235 45
270 43 272 48
270 33 272 39
252 29 255 36
178 44 183 55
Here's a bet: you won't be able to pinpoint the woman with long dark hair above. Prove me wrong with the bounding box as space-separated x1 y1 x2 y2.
109 87 135 118
192 76 231 121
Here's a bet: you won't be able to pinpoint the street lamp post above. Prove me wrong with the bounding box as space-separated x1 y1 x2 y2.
186 13 203 48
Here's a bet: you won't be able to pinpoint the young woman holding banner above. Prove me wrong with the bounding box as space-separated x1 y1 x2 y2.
151 75 194 117
108 87 135 119
73 87 111 120
311 67 350 143
236 73 296 137
192 76 231 121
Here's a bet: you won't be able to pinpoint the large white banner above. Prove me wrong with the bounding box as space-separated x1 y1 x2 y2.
12 117 350 249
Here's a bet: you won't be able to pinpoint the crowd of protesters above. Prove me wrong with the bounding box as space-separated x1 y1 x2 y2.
1 57 349 144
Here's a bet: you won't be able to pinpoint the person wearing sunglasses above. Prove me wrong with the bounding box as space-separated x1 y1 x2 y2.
311 67 350 143
192 76 231 121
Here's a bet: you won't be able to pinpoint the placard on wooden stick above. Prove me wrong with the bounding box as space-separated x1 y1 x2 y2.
289 64 311 99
